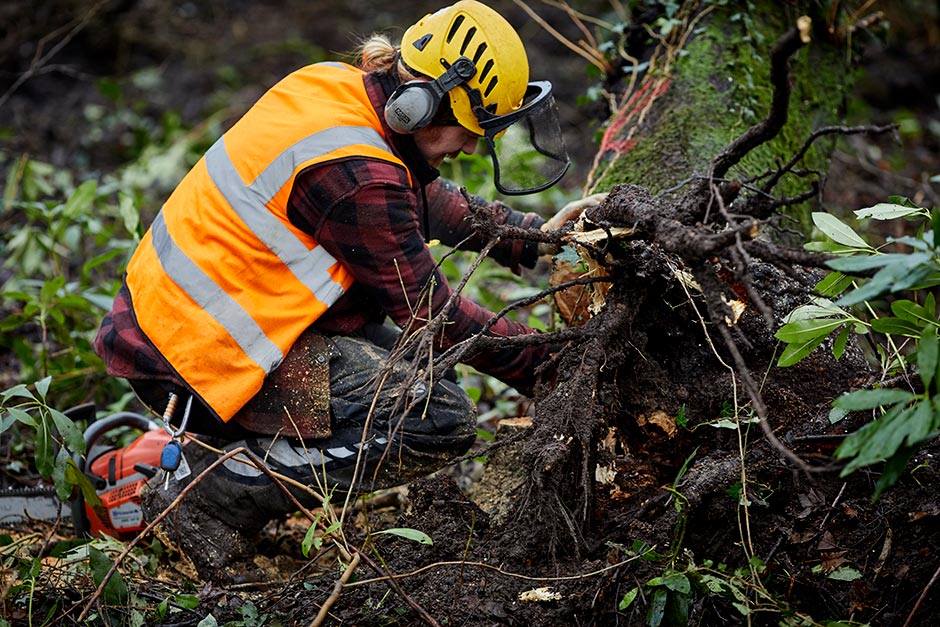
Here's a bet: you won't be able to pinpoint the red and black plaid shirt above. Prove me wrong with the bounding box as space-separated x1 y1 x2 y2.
95 69 554 412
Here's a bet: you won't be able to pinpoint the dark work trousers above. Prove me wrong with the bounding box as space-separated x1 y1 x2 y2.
135 325 478 535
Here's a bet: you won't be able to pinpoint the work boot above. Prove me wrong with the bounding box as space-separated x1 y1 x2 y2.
139 440 260 579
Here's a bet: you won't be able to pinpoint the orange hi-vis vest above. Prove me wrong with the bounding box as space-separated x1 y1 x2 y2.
126 62 408 421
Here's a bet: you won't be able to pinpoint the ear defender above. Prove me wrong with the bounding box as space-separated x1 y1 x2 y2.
385 82 442 134
384 56 477 134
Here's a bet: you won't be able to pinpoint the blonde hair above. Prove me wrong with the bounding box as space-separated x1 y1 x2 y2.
356 33 398 73
356 33 422 80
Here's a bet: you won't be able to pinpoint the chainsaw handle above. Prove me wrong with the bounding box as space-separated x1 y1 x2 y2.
79 412 159 470
72 411 158 537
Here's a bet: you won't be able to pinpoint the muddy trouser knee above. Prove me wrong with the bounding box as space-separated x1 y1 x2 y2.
180 335 477 534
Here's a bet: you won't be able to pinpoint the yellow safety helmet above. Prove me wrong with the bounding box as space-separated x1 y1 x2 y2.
392 0 570 195
400 0 529 137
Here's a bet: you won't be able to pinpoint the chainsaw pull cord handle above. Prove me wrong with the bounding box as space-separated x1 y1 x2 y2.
161 392 191 439
159 393 192 477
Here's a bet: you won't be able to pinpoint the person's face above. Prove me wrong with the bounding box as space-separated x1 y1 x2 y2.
413 124 480 168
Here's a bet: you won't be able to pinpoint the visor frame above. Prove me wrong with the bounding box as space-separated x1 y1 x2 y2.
472 81 555 138
464 80 569 195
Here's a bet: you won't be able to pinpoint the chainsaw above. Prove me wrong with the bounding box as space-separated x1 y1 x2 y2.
0 403 173 541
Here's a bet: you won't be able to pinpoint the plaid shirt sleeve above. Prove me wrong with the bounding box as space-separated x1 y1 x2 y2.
289 158 554 395
94 158 555 396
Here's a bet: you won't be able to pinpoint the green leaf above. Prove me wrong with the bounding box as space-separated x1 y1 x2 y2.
49 407 85 454
156 598 168 621
826 253 910 273
828 406 850 424
873 444 919 500
618 587 639 610
836 255 933 307
53 449 74 502
854 203 926 221
804 241 869 254
4 407 37 428
839 402 928 474
832 389 916 411
832 326 850 361
783 299 847 322
775 318 845 343
38 276 66 305
646 588 668 627
62 180 97 219
918 329 939 390
662 571 691 594
815 271 855 297
1 384 35 401
301 512 324 557
869 317 924 338
827 566 863 581
34 376 52 401
777 333 829 367
65 459 104 515
118 192 140 238
892 300 936 326
812 212 870 248
35 418 54 478
172 593 200 609
88 546 128 604
374 527 434 545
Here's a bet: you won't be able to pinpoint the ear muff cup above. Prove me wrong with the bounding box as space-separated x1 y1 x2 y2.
385 82 441 134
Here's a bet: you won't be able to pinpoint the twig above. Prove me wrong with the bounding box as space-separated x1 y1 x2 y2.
0 0 108 110
510 0 612 74
762 123 897 194
346 554 640 589
76 444 347 621
77 447 251 621
903 561 940 627
309 551 361 627
709 21 809 180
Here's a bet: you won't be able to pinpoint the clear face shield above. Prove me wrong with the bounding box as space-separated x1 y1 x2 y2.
474 81 570 195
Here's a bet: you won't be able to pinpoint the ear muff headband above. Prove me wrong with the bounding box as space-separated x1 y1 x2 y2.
385 56 477 134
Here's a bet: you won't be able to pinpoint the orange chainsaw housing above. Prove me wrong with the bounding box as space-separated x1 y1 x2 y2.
84 429 170 539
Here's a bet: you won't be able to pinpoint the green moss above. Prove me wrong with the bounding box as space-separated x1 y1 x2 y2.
594 2 853 228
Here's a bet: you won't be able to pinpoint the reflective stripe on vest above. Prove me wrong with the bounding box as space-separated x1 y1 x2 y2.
127 62 406 421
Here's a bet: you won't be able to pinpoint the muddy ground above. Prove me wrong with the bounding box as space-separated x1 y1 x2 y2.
2 1 940 626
